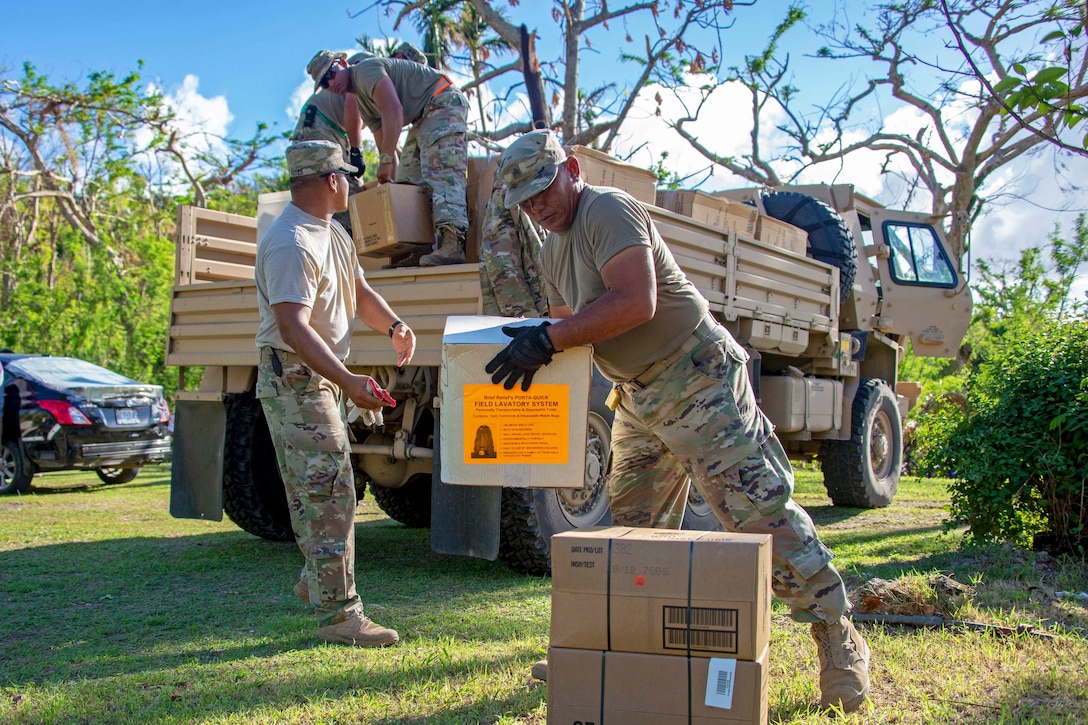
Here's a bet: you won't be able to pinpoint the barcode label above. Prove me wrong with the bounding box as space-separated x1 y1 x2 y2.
704 658 737 710
662 606 740 653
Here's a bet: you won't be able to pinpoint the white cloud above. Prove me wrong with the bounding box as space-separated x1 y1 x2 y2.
606 71 1088 303
134 75 236 193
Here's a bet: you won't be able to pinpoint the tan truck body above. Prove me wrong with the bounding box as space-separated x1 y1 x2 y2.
166 159 971 572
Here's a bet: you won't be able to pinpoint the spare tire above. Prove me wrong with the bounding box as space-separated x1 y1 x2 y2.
762 191 857 305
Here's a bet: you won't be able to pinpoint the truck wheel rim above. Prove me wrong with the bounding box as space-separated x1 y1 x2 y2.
557 410 611 525
870 409 893 479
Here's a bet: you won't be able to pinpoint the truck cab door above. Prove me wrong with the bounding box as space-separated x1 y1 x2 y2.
865 209 972 358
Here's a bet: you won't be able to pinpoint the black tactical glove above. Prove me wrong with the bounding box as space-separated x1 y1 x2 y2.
485 322 556 391
349 147 365 178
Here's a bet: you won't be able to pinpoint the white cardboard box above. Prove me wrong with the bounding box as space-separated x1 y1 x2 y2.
439 316 593 488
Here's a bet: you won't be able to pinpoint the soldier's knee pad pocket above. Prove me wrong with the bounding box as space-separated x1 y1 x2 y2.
785 537 835 580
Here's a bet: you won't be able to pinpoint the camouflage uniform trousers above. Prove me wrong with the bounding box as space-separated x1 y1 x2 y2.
397 88 469 235
479 174 549 317
256 347 361 627
607 321 851 623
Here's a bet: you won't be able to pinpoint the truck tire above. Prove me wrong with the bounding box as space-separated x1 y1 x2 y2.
1 439 34 495
369 473 431 528
498 404 615 576
222 392 294 542
96 467 140 485
682 487 724 531
498 372 725 575
820 378 901 508
762 191 857 305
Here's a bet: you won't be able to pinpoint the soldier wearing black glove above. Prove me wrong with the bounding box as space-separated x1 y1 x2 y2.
485 322 557 391
349 147 366 178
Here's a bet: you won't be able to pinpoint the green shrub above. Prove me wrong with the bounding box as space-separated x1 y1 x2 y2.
914 319 1088 547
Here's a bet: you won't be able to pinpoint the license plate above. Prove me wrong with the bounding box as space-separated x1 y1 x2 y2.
115 408 139 425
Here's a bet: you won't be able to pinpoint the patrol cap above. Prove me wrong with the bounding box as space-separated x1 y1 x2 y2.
498 130 567 209
391 42 426 65
286 140 359 178
307 50 346 91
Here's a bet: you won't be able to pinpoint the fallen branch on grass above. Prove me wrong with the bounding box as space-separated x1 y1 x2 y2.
848 612 1056 639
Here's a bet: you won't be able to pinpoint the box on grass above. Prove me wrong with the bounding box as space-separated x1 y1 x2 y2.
656 190 759 238
348 182 435 257
550 527 771 661
568 145 658 206
439 316 593 488
546 646 769 725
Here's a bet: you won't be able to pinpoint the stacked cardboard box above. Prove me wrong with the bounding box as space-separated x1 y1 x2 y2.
656 190 759 239
547 527 772 725
568 145 658 205
756 216 808 256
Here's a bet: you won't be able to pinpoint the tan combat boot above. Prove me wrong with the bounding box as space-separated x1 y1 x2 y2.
530 660 548 681
811 616 870 713
293 577 309 604
419 228 466 266
316 610 400 648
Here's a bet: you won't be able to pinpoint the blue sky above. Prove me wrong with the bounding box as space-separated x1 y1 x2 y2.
3 0 1087 295
0 1 793 139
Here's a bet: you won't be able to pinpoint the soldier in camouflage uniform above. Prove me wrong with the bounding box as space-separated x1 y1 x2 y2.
479 165 550 317
309 49 470 267
255 140 416 648
292 60 366 235
488 131 871 713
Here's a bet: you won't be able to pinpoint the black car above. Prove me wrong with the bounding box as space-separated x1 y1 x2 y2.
0 353 172 494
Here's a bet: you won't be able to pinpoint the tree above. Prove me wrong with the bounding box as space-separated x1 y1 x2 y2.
666 0 1088 260
362 0 745 151
0 63 281 393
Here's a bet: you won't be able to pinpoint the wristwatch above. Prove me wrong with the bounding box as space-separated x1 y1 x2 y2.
379 153 395 165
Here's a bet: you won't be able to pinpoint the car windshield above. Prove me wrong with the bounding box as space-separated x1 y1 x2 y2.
6 357 139 388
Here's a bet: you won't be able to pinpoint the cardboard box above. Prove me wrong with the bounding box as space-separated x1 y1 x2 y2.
348 182 435 257
755 216 808 256
550 527 771 661
568 145 658 205
656 190 759 238
547 647 769 725
439 316 593 488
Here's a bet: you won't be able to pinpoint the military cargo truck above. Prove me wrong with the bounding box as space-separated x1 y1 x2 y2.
166 157 971 575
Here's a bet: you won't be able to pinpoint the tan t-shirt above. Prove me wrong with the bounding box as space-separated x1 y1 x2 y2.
291 90 352 155
349 57 449 132
541 187 709 382
255 203 364 360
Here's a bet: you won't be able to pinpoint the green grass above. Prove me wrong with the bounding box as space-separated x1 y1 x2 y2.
1 468 1086 724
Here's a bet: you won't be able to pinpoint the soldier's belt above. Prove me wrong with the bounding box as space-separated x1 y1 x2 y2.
431 77 453 96
625 315 718 390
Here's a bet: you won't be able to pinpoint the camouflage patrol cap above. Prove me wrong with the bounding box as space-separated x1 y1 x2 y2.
498 130 567 208
307 50 346 91
285 140 359 178
391 42 426 65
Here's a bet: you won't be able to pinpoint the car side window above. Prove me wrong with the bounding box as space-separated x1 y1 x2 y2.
883 222 957 288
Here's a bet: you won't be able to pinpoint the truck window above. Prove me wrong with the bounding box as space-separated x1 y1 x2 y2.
882 222 957 288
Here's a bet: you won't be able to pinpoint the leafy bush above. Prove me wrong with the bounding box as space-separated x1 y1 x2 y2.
914 319 1088 547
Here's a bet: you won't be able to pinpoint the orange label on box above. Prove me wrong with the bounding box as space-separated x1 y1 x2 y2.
462 384 569 464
